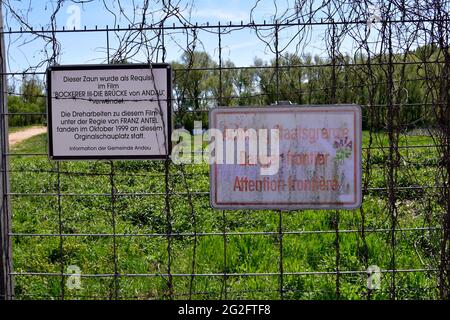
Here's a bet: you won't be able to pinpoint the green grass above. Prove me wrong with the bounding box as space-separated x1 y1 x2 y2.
8 131 444 300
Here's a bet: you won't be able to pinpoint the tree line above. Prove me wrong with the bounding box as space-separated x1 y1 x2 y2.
8 44 444 131
172 45 444 131
8 77 46 127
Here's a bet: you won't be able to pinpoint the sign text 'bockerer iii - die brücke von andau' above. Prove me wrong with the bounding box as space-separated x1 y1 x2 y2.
209 105 362 210
47 64 171 160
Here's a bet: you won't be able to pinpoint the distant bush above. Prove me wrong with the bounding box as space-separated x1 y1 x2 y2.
8 77 46 127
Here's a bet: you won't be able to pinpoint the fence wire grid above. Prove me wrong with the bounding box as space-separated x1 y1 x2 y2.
1 0 450 300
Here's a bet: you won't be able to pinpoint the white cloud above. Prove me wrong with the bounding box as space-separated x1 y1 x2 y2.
191 8 248 22
226 40 260 51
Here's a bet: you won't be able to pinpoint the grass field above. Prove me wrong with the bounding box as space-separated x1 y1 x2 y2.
8 131 444 300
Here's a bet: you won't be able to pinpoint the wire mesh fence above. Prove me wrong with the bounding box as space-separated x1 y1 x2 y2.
0 0 450 300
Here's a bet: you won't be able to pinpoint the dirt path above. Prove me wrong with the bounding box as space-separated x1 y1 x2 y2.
8 126 47 147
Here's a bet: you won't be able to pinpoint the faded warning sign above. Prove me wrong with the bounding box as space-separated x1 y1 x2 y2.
209 105 362 210
47 64 171 160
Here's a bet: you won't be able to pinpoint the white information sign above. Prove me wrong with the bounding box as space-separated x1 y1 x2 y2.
210 105 362 210
47 64 171 160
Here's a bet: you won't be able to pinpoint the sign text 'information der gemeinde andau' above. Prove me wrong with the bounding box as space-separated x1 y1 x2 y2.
47 64 171 160
209 105 362 210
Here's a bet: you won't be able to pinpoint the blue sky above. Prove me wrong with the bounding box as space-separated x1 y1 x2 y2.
2 0 379 79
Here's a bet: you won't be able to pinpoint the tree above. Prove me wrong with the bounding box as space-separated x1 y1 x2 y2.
7 76 45 127
172 51 216 131
21 76 44 104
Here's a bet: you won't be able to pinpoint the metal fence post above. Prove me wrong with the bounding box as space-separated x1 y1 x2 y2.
0 0 13 300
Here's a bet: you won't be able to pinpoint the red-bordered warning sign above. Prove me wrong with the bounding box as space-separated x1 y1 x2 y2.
209 105 362 210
